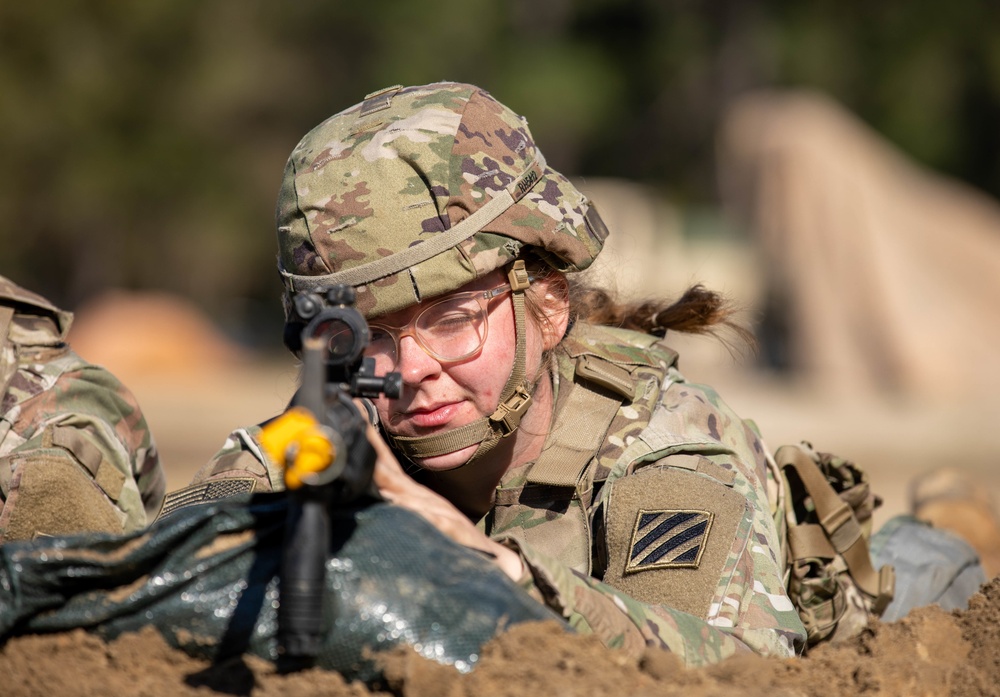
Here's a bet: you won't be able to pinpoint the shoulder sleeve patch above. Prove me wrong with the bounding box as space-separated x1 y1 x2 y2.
626 509 714 572
604 466 750 617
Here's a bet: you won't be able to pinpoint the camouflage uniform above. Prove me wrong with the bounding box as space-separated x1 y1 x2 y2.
488 323 806 661
0 275 165 542
174 81 807 664
183 320 806 664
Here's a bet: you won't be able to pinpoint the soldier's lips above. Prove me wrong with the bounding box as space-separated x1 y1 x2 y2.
398 402 463 429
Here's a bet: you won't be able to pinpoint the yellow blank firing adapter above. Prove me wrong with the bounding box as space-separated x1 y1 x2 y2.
260 407 345 490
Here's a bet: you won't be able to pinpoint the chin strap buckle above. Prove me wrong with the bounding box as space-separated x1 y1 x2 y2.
490 385 533 436
508 259 531 292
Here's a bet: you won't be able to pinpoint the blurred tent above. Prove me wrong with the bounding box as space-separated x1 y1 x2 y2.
502 144 1000 527
718 91 1000 402
576 178 763 311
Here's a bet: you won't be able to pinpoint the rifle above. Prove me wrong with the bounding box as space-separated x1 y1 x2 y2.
259 285 401 665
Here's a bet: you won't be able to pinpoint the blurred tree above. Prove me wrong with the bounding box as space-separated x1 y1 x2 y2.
0 0 997 349
0 1 302 332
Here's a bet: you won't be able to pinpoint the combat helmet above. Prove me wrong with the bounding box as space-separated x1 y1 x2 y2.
275 81 610 466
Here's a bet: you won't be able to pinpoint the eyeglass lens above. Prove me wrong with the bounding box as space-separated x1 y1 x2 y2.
366 293 490 369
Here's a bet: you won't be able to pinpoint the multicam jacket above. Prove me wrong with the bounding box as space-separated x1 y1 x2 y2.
487 322 806 663
179 322 806 665
0 275 165 542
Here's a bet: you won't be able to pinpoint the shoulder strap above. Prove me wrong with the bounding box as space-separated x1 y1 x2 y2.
776 444 895 613
0 276 72 339
0 305 17 398
526 355 630 488
0 306 14 339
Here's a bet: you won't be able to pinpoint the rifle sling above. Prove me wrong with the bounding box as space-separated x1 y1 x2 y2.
777 444 893 606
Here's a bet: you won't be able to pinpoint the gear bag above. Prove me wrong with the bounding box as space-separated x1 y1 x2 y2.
771 442 895 646
0 493 561 682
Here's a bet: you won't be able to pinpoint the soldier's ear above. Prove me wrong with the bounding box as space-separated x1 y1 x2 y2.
532 272 570 351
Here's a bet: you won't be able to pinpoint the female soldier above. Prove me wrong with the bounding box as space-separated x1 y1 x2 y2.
185 82 808 664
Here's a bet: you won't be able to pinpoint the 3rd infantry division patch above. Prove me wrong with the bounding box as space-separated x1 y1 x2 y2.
626 509 715 573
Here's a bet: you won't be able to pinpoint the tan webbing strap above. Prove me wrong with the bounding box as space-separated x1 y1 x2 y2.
658 453 738 487
392 418 494 459
527 361 626 488
787 522 837 561
50 426 126 502
0 307 14 345
486 272 531 433
574 354 635 399
777 445 893 607
0 306 16 395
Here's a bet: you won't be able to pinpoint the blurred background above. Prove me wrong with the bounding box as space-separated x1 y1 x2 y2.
2 1 999 525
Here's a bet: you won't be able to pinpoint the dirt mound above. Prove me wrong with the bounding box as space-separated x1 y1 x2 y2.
4 577 999 697
67 290 249 384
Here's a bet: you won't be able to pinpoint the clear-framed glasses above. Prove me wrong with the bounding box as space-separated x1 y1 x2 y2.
366 282 513 371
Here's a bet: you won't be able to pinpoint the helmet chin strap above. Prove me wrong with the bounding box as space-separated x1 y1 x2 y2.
387 260 534 468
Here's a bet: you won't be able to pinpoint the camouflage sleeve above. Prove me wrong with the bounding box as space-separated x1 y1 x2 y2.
157 425 282 518
496 378 806 666
0 356 165 540
71 361 166 522
501 538 776 665
190 425 282 491
503 500 804 664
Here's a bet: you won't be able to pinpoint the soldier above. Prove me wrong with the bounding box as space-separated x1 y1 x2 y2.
0 274 165 542
182 82 808 664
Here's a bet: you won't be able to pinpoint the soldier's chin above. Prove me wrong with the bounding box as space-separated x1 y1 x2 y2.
412 444 479 472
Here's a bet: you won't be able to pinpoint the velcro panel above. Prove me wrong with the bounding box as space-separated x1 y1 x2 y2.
604 467 748 616
0 453 124 542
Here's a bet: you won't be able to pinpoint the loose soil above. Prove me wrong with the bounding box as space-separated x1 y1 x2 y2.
3 577 999 697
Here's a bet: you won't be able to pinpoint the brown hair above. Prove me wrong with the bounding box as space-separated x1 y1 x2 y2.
523 257 756 351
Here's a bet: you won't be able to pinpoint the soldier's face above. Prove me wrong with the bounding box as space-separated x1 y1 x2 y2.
370 270 559 472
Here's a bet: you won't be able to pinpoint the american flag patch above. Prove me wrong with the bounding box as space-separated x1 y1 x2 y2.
158 478 256 519
626 509 714 573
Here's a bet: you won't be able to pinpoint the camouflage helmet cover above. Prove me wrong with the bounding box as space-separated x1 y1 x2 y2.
276 82 609 318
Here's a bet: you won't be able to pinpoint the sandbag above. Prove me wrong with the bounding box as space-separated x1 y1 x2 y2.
0 493 561 681
870 515 987 623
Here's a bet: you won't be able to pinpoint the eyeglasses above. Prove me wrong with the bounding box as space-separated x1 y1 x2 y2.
365 282 513 370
